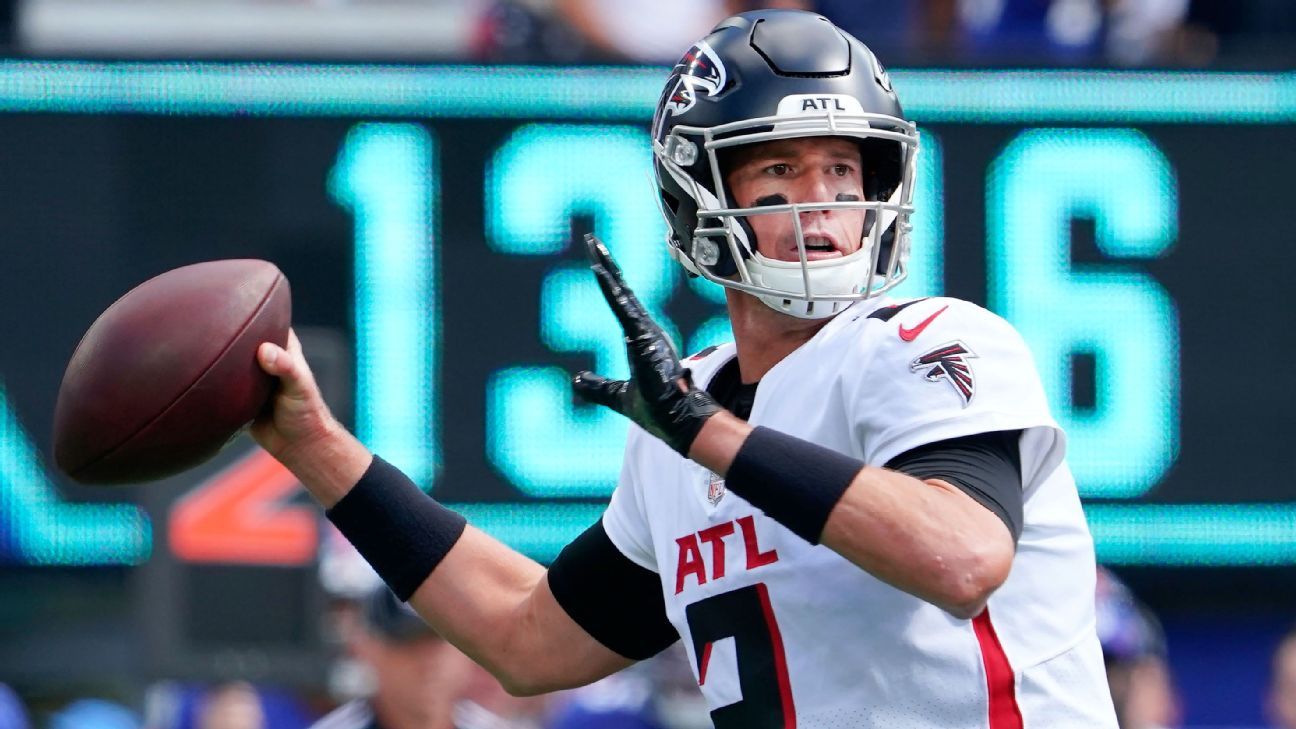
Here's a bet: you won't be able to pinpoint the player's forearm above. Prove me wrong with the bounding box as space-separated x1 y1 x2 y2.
405 529 565 692
271 435 599 693
298 450 628 695
692 414 1012 618
408 528 633 695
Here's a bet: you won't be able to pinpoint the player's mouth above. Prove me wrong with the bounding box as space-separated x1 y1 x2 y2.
797 233 844 261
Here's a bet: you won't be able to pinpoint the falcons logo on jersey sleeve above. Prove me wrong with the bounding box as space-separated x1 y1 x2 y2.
910 341 978 406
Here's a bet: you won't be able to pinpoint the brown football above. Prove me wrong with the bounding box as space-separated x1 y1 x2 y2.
53 259 291 484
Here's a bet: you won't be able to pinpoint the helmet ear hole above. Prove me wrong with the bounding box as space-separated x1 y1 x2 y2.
661 190 682 214
876 226 897 276
859 138 903 202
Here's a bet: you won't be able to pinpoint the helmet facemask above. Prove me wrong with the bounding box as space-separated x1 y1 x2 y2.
656 110 919 319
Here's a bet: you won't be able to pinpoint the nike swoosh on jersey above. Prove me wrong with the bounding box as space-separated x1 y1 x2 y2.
898 304 949 342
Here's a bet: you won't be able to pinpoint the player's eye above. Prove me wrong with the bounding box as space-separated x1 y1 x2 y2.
832 163 854 176
765 163 791 176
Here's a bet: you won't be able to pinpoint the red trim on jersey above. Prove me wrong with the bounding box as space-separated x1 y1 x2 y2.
755 583 797 728
698 641 713 686
973 609 1023 729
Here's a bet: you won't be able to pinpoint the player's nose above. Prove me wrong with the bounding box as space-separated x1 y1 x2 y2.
791 172 839 211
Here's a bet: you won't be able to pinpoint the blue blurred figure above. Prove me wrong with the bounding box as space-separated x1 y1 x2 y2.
144 681 311 729
1096 567 1181 729
952 0 1188 65
0 684 30 729
49 699 140 729
955 0 1104 62
546 646 708 729
1267 624 1296 729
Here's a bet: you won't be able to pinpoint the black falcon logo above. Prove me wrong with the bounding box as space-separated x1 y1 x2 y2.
910 341 977 406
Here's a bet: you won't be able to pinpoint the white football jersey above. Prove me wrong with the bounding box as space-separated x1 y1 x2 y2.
602 296 1117 728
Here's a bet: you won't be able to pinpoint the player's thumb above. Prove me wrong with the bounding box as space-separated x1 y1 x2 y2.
257 342 310 399
572 371 627 413
257 342 288 376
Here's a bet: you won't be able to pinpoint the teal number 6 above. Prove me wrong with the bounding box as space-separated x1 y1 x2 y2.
989 128 1179 499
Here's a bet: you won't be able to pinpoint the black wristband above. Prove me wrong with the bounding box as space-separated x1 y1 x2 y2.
725 426 863 544
325 455 467 601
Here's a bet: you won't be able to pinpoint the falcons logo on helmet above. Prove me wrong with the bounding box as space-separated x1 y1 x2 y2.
662 41 727 118
910 341 977 406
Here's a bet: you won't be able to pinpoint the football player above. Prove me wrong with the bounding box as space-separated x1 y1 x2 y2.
253 9 1117 727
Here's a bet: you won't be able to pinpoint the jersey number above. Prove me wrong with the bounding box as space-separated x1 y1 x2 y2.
686 583 796 728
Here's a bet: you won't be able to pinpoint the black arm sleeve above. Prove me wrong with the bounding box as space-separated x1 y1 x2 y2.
546 520 679 660
884 430 1024 542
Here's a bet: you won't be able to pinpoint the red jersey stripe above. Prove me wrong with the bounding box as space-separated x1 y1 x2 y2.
756 583 797 728
973 608 1023 729
698 642 713 686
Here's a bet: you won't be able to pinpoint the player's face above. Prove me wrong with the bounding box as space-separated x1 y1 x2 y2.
724 137 867 263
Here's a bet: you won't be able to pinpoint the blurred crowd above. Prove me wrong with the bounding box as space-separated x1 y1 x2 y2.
0 582 698 729
9 567 1296 729
478 0 1211 67
7 0 1296 67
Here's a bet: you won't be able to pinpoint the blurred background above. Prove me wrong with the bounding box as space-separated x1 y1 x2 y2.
0 0 1294 727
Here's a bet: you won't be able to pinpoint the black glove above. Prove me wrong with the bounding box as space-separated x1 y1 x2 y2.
572 234 722 457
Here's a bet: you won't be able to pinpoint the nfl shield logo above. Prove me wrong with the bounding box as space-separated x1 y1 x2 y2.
706 473 726 506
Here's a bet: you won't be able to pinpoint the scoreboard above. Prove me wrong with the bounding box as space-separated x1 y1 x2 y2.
0 60 1294 683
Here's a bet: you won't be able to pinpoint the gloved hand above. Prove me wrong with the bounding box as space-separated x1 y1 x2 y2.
572 234 722 457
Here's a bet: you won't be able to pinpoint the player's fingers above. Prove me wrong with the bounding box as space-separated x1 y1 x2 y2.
584 235 629 311
572 370 627 412
678 367 696 394
259 334 318 401
583 233 627 281
285 328 303 357
583 234 652 333
280 330 314 390
257 342 288 375
257 327 302 375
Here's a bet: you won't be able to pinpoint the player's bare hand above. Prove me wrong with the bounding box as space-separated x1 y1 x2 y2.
251 329 340 461
572 234 721 456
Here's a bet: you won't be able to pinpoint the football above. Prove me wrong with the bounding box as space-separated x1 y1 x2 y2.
53 259 291 484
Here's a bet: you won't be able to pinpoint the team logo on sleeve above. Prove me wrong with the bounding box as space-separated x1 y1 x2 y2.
910 341 977 406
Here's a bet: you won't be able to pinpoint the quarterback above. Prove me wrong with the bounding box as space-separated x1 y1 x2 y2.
253 9 1118 728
